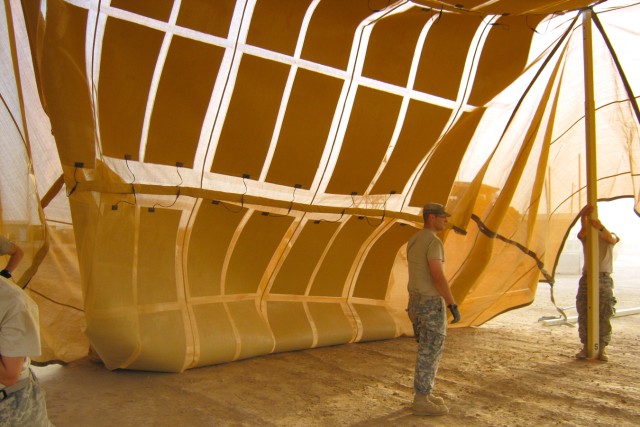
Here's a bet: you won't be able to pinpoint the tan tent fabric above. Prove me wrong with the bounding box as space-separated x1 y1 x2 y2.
1 0 638 372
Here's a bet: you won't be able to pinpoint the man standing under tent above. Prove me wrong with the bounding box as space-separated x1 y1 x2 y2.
406 203 460 416
0 236 54 426
575 204 619 362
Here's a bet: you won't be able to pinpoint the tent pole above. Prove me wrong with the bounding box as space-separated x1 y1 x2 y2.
582 9 600 360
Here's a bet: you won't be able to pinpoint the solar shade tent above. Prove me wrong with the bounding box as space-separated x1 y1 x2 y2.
1 0 638 372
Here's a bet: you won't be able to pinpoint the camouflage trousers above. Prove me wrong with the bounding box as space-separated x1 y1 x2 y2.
576 274 616 347
0 370 54 427
407 295 446 395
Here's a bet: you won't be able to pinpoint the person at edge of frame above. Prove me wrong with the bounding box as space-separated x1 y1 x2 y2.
0 235 54 426
574 204 619 362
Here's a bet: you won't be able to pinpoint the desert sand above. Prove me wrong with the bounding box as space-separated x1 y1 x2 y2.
34 262 639 427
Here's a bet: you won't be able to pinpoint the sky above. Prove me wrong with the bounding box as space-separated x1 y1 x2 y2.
559 197 639 275
595 197 640 254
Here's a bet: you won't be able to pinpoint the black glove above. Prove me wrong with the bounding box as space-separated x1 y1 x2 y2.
448 304 461 324
0 269 11 279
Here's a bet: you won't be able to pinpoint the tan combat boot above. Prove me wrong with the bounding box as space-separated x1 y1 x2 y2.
428 394 445 405
575 346 588 359
412 393 448 416
598 347 609 362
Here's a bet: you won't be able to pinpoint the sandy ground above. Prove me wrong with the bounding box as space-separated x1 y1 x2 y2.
34 258 639 427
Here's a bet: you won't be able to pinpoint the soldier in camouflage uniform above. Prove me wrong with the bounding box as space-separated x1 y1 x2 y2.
406 203 460 416
575 205 619 362
1 237 54 426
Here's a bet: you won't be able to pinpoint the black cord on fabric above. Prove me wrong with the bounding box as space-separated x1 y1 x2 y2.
111 200 136 210
150 163 184 211
210 175 249 213
109 168 133 209
469 214 568 320
149 189 181 212
434 6 443 24
262 184 302 218
489 21 510 31
310 209 347 224
240 175 248 207
361 192 395 227
367 0 391 12
362 215 384 226
212 199 244 213
210 187 393 226
525 12 560 34
310 192 355 224
66 165 80 196
24 287 84 312
287 185 300 214
125 156 137 205
110 156 138 210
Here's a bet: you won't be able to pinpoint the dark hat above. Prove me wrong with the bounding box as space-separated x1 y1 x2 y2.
423 203 450 217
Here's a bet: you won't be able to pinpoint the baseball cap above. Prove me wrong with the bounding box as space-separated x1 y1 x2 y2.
423 203 451 217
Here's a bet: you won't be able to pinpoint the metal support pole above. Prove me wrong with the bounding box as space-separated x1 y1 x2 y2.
582 9 600 359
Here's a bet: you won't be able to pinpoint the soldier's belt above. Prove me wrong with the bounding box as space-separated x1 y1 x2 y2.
409 293 442 304
0 370 33 401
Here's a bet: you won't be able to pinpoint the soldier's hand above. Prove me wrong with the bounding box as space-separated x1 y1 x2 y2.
448 304 461 323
